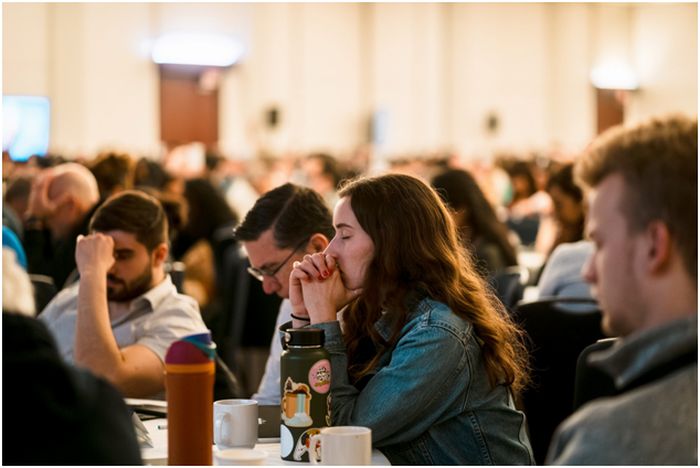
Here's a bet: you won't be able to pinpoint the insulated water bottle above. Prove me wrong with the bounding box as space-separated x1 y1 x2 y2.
165 332 216 465
280 328 332 462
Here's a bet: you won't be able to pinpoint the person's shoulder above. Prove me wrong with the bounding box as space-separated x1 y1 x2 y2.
145 286 205 333
538 241 595 299
54 280 81 299
559 364 697 437
547 395 628 463
153 290 201 319
549 240 594 263
39 281 80 319
3 313 57 356
409 297 472 340
149 277 200 314
57 366 143 463
550 372 698 465
171 289 200 311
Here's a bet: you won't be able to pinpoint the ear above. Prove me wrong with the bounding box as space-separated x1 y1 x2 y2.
152 243 169 267
55 192 75 211
309 233 330 253
644 220 672 274
59 195 84 221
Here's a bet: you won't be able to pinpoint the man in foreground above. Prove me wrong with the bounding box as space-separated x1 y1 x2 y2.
40 190 208 398
546 114 697 464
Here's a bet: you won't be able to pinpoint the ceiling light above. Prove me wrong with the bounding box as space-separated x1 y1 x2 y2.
590 61 639 90
151 33 243 67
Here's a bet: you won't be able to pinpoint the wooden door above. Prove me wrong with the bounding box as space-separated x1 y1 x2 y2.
159 64 219 150
596 88 624 135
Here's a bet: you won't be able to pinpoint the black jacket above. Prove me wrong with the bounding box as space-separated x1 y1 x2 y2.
2 312 142 465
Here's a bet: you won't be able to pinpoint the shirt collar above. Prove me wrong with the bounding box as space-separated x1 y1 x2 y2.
131 274 176 311
109 274 177 323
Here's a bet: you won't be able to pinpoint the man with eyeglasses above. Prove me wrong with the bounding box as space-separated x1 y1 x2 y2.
234 183 334 404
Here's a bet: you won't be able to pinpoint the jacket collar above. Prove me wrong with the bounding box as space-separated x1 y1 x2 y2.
373 290 430 342
590 315 697 390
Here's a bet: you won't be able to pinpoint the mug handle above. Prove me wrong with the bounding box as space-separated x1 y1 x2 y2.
309 433 322 465
214 412 231 446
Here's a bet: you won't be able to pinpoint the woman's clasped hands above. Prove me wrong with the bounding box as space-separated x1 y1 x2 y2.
289 252 362 325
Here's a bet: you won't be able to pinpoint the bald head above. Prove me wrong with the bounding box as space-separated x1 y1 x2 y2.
48 163 100 212
35 163 100 239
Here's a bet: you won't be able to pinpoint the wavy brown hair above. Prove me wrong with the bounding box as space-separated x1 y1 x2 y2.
338 174 530 395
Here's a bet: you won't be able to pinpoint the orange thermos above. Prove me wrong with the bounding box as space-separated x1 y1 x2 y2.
165 332 216 465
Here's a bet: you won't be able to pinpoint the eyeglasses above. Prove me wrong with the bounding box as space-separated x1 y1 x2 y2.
247 238 309 282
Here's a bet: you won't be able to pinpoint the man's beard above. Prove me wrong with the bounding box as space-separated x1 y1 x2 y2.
107 265 154 302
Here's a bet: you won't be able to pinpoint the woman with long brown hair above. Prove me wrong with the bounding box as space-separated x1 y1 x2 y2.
290 173 533 464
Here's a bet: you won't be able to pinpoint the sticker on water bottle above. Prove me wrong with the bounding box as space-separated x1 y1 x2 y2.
280 425 294 458
309 359 331 394
293 428 321 461
282 377 313 427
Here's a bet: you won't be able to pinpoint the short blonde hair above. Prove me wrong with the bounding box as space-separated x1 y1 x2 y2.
576 114 697 280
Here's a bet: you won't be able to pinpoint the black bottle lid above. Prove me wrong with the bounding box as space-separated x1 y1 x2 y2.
284 328 325 347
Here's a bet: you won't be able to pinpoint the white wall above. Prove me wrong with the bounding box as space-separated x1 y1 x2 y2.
5 4 160 157
3 3 50 95
47 4 87 156
368 3 445 156
450 4 552 158
80 4 158 156
627 3 698 123
547 4 597 152
3 3 697 160
294 3 364 152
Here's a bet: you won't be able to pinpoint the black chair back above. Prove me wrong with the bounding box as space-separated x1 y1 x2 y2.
513 297 605 464
211 242 281 398
166 261 186 293
30 274 58 315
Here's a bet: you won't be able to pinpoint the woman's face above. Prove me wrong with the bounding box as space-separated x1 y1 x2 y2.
512 175 532 198
324 196 375 290
550 185 584 226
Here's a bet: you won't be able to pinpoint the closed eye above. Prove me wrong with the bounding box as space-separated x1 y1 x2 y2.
114 250 134 261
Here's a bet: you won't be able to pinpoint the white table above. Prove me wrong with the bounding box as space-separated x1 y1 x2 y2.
138 416 390 465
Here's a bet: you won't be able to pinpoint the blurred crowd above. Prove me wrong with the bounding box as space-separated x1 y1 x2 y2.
2 142 589 309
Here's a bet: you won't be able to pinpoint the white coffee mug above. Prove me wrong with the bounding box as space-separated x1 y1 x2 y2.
309 426 372 465
214 399 258 449
214 448 267 466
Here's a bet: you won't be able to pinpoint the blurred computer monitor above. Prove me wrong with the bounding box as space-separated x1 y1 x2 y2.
3 95 51 161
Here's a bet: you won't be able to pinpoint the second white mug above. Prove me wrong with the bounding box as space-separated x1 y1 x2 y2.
213 399 258 449
309 426 372 465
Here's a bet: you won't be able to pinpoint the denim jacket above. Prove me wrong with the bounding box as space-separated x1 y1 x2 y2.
312 297 534 465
